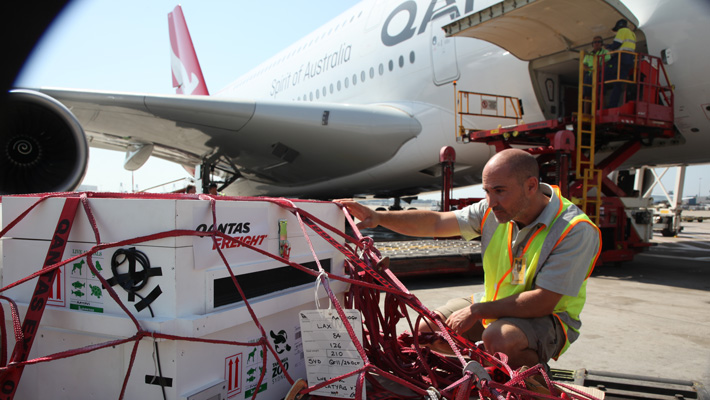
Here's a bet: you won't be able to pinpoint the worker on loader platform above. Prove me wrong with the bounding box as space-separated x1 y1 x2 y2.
583 36 610 101
606 19 637 107
337 149 601 370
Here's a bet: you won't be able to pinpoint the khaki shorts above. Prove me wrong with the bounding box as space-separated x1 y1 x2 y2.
435 297 565 363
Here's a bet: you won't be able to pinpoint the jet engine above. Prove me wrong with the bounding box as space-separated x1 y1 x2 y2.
1 90 88 194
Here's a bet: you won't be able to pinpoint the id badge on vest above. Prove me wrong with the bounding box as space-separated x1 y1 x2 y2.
511 256 526 285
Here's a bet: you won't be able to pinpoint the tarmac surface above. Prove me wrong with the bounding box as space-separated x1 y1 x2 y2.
395 220 710 392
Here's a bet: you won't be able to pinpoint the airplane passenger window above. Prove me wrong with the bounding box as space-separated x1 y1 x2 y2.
337 81 342 91
388 60 394 71
410 51 415 64
353 74 357 85
370 67 375 79
399 55 404 68
322 87 326 97
309 92 313 101
330 83 334 94
361 71 366 82
379 64 384 75
345 77 349 88
316 90 320 99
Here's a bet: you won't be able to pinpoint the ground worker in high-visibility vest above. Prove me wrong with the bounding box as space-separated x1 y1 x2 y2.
583 36 610 101
337 149 601 370
606 18 637 107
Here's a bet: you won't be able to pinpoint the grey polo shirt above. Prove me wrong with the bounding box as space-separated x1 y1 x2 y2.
453 183 600 297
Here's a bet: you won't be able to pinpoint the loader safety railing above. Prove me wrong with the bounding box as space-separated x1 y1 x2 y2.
455 81 523 141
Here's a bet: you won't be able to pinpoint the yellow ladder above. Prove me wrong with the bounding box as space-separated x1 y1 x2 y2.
576 51 602 225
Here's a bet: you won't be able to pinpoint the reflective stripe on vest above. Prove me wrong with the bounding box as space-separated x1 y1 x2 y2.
616 28 636 52
478 186 600 358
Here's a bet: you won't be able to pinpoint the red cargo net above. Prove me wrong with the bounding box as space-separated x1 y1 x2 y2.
0 192 600 400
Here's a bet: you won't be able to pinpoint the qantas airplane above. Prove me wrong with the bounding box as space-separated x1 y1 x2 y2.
3 0 709 198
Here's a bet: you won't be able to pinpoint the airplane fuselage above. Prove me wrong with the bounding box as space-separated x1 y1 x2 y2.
215 0 539 197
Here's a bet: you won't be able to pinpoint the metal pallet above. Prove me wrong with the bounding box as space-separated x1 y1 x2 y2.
552 369 708 400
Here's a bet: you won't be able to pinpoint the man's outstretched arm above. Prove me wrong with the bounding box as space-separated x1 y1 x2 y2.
335 200 461 238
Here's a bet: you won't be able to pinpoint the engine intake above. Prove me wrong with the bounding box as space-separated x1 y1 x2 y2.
1 90 89 194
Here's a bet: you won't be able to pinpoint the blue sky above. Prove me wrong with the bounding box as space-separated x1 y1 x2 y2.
15 0 709 198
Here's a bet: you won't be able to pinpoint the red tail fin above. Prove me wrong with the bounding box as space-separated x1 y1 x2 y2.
168 5 209 95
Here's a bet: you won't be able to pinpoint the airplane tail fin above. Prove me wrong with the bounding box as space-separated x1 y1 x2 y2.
168 5 209 95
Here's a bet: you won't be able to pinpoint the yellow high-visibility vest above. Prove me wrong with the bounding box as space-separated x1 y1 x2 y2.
479 186 600 358
615 27 636 52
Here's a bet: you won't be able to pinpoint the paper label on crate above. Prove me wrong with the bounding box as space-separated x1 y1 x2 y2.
299 309 363 399
63 244 107 313
238 325 303 400
192 204 270 270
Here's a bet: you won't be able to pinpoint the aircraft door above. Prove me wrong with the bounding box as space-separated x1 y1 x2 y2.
534 72 560 119
430 14 459 86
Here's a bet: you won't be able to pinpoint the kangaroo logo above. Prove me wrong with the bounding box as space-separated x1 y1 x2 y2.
170 51 200 95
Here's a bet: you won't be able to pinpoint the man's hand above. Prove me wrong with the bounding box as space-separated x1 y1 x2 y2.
334 199 379 230
446 304 478 334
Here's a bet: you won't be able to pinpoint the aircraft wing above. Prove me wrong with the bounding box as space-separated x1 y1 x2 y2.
6 88 421 192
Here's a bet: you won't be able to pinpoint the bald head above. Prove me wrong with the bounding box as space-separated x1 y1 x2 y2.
485 149 539 184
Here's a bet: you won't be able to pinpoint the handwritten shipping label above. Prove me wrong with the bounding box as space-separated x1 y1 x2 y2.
299 309 363 399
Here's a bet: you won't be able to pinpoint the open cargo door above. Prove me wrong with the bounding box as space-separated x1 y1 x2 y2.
443 0 642 119
442 0 637 61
